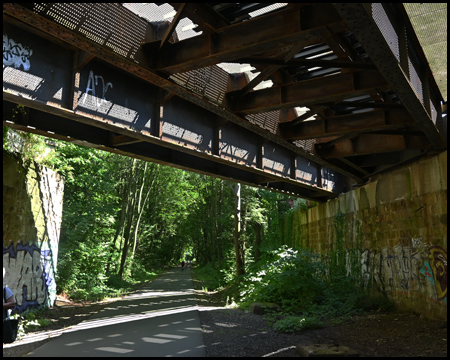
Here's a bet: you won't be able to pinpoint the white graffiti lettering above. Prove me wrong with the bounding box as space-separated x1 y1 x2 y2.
3 34 33 71
3 250 46 307
83 70 113 107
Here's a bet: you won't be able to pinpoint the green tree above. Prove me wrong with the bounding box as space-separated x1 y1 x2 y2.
118 159 159 279
53 143 121 294
5 126 307 301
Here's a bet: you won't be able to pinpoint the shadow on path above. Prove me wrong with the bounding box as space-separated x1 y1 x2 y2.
26 268 205 357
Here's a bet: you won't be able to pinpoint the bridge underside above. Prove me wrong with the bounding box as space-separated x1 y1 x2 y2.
3 3 446 201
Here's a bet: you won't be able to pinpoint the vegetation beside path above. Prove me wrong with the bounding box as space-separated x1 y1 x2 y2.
192 248 395 334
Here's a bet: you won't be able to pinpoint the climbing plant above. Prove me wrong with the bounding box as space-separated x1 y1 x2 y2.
330 202 346 279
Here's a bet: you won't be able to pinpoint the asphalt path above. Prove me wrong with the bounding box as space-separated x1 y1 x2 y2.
26 267 205 357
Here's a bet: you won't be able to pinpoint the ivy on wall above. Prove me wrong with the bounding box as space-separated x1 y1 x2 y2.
276 201 369 289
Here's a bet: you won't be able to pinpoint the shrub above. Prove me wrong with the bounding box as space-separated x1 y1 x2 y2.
194 263 225 291
106 274 133 289
238 245 381 331
239 246 327 312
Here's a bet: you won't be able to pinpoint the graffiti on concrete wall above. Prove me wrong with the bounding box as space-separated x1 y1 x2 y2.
379 243 425 294
3 242 55 313
360 249 371 288
3 154 63 314
421 246 447 301
377 240 446 302
344 238 447 303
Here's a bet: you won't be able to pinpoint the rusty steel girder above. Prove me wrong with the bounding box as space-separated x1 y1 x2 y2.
3 3 446 193
3 5 353 200
332 3 445 149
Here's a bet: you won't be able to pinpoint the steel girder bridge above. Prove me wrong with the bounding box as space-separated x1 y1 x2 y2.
3 3 446 202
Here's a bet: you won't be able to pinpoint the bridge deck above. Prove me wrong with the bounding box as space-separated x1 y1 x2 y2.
3 3 446 201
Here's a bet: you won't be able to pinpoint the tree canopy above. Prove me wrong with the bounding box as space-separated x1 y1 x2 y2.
4 127 303 299
6 127 386 332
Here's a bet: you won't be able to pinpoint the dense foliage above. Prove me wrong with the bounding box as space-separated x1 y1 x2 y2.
4 128 301 300
196 244 394 333
5 127 392 333
240 247 328 311
238 246 366 330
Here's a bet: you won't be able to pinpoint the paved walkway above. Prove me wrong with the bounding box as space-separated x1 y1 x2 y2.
27 267 205 357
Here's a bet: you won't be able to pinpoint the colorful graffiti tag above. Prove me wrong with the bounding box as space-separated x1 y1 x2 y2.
344 239 447 304
376 242 447 303
3 242 55 313
426 246 447 301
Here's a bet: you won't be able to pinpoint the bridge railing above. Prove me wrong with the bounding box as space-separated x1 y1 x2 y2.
334 3 446 148
371 3 441 125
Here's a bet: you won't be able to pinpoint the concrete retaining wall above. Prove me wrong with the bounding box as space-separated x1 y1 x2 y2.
283 151 447 319
3 151 64 312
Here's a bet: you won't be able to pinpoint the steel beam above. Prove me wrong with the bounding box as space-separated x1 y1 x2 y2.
227 70 389 115
333 3 445 149
233 57 377 70
147 4 345 73
159 3 186 49
3 3 363 185
316 134 430 158
236 41 311 97
280 109 414 140
170 3 230 30
2 18 349 198
3 100 337 201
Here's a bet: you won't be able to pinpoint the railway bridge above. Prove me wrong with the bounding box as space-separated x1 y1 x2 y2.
3 3 446 201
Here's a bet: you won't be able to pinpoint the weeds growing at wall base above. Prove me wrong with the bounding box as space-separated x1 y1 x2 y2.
195 244 395 334
11 307 54 338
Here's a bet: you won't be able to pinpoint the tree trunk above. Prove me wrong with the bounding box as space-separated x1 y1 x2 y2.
232 182 245 277
118 218 133 279
241 199 248 269
118 159 138 279
253 222 262 262
106 175 129 274
217 180 223 268
119 162 160 277
210 179 216 269
129 164 159 270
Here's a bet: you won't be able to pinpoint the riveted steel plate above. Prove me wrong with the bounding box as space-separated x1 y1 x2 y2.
3 23 73 108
